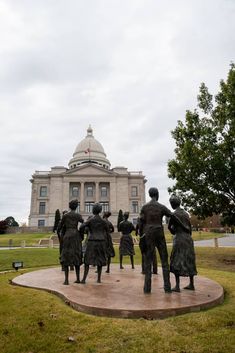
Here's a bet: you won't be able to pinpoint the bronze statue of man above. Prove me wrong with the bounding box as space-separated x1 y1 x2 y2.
139 187 172 293
136 217 158 275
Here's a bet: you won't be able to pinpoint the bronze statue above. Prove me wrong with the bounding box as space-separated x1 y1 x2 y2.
168 195 197 292
58 199 84 285
136 217 158 275
81 215 93 256
56 209 68 271
139 187 172 293
103 211 115 273
119 212 135 269
79 203 109 283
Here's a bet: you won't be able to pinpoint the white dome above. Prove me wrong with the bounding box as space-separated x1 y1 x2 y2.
68 126 111 169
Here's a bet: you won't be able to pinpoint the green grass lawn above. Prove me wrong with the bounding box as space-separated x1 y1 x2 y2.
0 248 60 271
0 230 227 248
133 230 227 244
0 232 52 247
0 246 235 272
165 230 227 243
0 246 234 353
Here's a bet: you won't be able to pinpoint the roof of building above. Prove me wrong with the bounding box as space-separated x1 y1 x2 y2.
68 125 111 169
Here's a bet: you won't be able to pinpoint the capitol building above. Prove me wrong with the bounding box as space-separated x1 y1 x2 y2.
29 126 146 227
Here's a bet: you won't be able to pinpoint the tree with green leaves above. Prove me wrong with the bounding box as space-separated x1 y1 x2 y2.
117 209 124 231
168 63 235 226
0 220 8 234
5 216 19 227
53 209 61 232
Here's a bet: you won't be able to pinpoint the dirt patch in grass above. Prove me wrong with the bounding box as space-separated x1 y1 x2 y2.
193 247 235 272
221 258 235 265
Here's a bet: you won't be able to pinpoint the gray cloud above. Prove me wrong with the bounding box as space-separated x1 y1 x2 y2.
0 0 234 223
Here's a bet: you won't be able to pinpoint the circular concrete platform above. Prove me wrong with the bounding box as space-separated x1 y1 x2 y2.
12 265 224 319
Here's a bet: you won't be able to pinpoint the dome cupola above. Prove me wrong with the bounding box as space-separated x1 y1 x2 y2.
68 125 111 169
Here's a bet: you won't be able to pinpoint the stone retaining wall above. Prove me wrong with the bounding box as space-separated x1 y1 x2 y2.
5 226 53 234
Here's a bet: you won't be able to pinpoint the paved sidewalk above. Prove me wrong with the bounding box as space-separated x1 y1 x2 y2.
194 233 235 247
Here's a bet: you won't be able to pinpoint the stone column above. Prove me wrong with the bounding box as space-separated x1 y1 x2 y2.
80 182 85 212
62 181 70 210
31 181 38 214
110 179 117 212
95 182 99 203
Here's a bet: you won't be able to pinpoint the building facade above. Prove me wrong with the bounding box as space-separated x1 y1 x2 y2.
29 126 146 227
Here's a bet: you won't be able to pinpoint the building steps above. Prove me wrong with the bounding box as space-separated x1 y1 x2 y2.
38 234 59 247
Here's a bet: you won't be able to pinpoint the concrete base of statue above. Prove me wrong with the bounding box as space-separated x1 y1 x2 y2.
12 264 224 319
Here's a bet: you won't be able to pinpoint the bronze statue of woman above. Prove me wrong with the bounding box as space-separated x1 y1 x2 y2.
79 203 109 283
103 211 115 273
119 212 135 269
168 195 197 292
59 199 84 285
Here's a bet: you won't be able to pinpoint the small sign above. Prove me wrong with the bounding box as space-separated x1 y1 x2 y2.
12 261 23 271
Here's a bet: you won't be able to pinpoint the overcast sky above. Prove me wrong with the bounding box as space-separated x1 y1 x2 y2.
0 0 234 224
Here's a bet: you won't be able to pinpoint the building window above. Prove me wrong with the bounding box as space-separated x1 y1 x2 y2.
38 219 45 227
100 186 108 197
132 218 138 226
71 186 79 197
100 202 109 212
132 201 138 213
40 186 47 197
86 186 93 197
70 183 79 198
39 202 46 214
131 186 138 197
85 202 94 213
75 203 80 213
